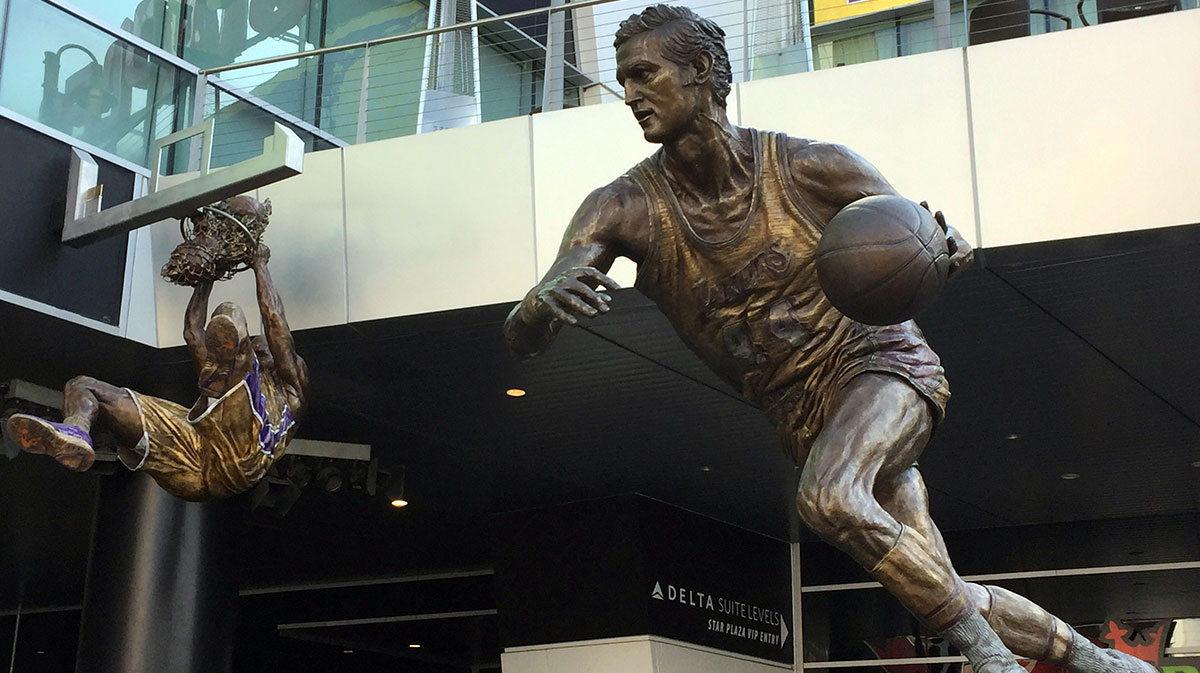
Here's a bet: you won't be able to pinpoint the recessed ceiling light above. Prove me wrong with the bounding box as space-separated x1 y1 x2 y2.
1060 473 1080 480
343 650 354 654
36 651 45 656
391 498 409 508
700 466 712 473
1005 434 1020 440
409 644 421 649
1191 460 1200 468
505 388 526 398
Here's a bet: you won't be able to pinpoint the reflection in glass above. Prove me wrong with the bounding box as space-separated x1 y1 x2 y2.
0 0 190 164
61 0 182 53
182 0 321 69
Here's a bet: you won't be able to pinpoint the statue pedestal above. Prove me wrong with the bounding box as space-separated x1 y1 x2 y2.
502 634 791 673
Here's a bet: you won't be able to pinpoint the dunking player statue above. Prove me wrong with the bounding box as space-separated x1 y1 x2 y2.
7 196 309 501
503 6 1152 673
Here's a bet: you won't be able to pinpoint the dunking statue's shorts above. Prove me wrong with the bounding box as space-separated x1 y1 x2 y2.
122 382 280 501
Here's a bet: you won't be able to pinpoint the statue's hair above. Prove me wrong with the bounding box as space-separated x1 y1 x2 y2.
613 5 731 107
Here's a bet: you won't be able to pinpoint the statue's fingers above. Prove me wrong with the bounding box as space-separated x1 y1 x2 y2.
561 278 610 311
577 267 621 291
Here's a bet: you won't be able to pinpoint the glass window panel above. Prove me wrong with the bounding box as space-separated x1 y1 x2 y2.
0 0 192 165
215 54 320 126
181 0 320 69
323 0 428 46
479 37 528 123
206 84 321 167
60 0 182 52
364 38 425 140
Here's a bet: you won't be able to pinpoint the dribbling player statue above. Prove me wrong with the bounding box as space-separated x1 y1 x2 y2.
503 6 1153 673
7 195 309 501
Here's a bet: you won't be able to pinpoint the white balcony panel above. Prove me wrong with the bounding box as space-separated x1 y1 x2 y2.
343 115 537 321
255 147 349 331
531 100 674 289
738 48 979 249
969 10 1200 247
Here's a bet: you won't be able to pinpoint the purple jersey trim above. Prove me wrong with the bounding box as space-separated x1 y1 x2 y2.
246 358 295 456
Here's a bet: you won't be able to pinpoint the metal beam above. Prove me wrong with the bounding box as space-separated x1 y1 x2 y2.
287 439 372 461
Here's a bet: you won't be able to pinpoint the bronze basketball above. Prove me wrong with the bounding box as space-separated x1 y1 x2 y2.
815 195 949 326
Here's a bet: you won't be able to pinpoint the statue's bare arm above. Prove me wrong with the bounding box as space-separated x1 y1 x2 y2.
183 280 214 373
785 138 974 276
503 179 650 359
250 245 310 416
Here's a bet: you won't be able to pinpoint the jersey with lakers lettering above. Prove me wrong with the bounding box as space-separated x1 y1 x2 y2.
625 129 950 462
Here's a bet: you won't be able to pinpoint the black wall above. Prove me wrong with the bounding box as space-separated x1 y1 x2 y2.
494 494 794 663
0 116 133 325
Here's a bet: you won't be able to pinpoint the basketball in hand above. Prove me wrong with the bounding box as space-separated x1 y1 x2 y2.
815 195 950 326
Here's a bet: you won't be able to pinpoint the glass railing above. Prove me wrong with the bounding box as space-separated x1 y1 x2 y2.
0 0 343 168
196 0 1194 147
0 0 1193 163
0 0 194 166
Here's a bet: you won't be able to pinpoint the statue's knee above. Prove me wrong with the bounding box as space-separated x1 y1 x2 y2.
66 375 99 391
796 484 865 546
966 583 992 618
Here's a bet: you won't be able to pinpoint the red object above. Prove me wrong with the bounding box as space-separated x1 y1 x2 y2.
1100 621 1167 667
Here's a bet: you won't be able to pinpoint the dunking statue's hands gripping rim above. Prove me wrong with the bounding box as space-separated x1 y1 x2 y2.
503 7 1155 673
7 196 309 501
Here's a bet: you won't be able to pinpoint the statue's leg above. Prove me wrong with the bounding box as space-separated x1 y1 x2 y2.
794 373 1021 673
5 376 143 472
873 434 1155 673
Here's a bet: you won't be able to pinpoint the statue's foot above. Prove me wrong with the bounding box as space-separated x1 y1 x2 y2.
1102 649 1158 673
5 414 95 472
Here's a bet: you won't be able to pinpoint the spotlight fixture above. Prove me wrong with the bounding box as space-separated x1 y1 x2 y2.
387 465 408 508
249 474 303 516
1060 472 1080 480
316 463 345 493
409 644 421 649
286 460 313 489
505 388 526 398
1005 433 1020 440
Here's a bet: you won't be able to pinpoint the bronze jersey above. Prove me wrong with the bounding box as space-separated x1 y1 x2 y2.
127 357 296 501
627 129 949 460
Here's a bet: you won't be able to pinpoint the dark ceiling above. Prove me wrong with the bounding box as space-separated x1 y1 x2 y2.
2 222 1199 671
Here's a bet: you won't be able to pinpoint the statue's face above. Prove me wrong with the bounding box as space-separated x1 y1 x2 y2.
616 30 699 143
197 308 253 398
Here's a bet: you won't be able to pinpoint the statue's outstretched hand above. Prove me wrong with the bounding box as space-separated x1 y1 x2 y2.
920 201 974 279
521 266 619 326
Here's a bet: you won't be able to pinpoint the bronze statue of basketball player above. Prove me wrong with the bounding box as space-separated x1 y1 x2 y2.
7 196 308 501
504 7 1153 673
